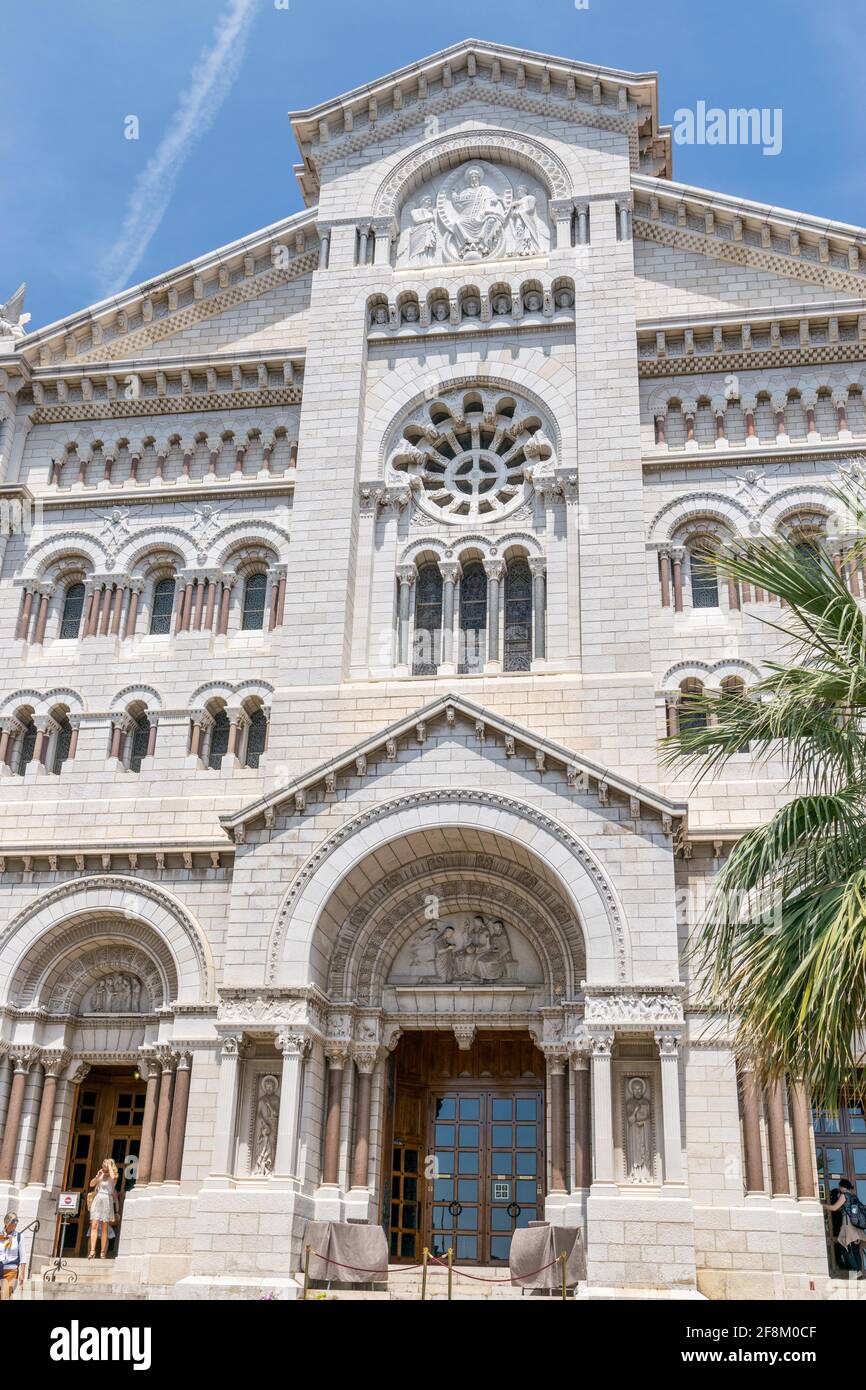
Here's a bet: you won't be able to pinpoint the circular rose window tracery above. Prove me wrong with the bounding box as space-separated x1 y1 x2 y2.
387 388 556 524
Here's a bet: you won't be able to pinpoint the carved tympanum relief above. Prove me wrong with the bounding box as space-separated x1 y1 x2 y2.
387 385 556 525
396 161 551 267
388 913 543 987
251 1073 280 1177
88 972 144 1014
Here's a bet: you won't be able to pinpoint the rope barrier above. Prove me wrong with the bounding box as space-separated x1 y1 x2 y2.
305 1250 570 1286
428 1253 561 1283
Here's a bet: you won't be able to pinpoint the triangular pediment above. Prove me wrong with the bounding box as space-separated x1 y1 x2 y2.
220 692 687 842
289 38 671 202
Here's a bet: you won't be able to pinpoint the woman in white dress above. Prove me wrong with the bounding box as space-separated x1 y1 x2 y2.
87 1156 119 1259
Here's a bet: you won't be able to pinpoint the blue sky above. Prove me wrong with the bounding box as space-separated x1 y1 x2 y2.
3 0 864 332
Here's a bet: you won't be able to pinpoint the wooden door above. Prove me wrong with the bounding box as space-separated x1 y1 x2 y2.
57 1072 146 1257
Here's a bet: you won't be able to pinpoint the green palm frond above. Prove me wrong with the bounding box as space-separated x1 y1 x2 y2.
662 525 866 1103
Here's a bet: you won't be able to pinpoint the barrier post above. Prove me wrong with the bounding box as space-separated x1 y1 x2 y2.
447 1246 453 1301
421 1247 429 1301
560 1249 568 1301
303 1244 311 1301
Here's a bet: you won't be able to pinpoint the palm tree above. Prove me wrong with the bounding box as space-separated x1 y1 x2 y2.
663 477 866 1106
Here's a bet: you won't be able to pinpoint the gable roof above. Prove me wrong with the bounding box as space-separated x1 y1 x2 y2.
289 37 672 202
219 691 688 841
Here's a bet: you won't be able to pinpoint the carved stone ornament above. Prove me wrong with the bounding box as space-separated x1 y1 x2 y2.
584 992 683 1026
217 993 305 1025
396 161 550 268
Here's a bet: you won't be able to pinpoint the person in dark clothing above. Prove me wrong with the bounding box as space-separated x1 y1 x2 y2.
826 1180 865 1274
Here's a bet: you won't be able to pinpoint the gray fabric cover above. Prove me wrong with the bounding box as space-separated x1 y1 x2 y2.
304 1221 389 1284
509 1223 586 1289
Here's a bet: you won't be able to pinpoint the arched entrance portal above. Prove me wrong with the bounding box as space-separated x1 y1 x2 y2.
306 819 598 1264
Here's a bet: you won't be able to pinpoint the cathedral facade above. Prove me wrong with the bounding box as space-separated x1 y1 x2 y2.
0 39 860 1298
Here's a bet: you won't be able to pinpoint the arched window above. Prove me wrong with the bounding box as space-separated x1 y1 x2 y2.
413 564 443 676
149 578 175 635
678 678 707 735
59 582 85 639
208 708 230 770
241 573 267 631
720 676 750 753
129 714 151 773
244 707 268 768
52 715 73 774
15 717 37 776
504 558 532 672
458 562 487 674
689 549 719 608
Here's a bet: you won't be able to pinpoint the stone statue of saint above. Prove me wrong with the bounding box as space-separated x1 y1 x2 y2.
625 1076 653 1183
402 194 438 264
506 185 548 256
252 1074 280 1176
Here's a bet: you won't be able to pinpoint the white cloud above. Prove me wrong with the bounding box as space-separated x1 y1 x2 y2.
101 0 260 295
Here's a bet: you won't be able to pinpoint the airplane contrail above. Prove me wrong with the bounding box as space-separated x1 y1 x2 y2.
101 0 260 295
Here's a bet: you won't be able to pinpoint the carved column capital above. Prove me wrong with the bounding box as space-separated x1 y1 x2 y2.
40 1049 71 1077
276 1030 310 1059
353 1047 380 1074
655 1031 682 1058
589 1031 615 1058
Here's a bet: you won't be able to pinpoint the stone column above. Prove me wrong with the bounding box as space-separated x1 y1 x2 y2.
547 1054 568 1193
136 1056 161 1185
529 557 546 662
659 549 672 608
572 1052 592 1189
484 558 505 670
655 1032 684 1183
217 578 233 636
209 1035 244 1181
321 1046 348 1187
350 1049 377 1189
15 588 33 642
589 1033 615 1185
149 1053 176 1185
766 1078 791 1196
739 1066 766 1195
274 1032 309 1180
165 1052 192 1183
27 1053 67 1186
32 590 51 645
671 548 685 613
395 565 415 673
124 585 140 639
438 561 459 674
788 1081 816 1199
0 1051 35 1181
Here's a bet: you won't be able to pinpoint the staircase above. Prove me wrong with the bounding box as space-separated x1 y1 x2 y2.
22 1258 172 1301
307 1263 568 1301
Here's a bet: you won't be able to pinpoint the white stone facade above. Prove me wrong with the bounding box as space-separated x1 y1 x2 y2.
0 39 859 1298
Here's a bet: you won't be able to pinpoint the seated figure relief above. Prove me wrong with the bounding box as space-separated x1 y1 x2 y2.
405 913 518 984
87 971 143 1013
396 161 550 267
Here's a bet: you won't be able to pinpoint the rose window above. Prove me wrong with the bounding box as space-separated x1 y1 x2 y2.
387 389 555 524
